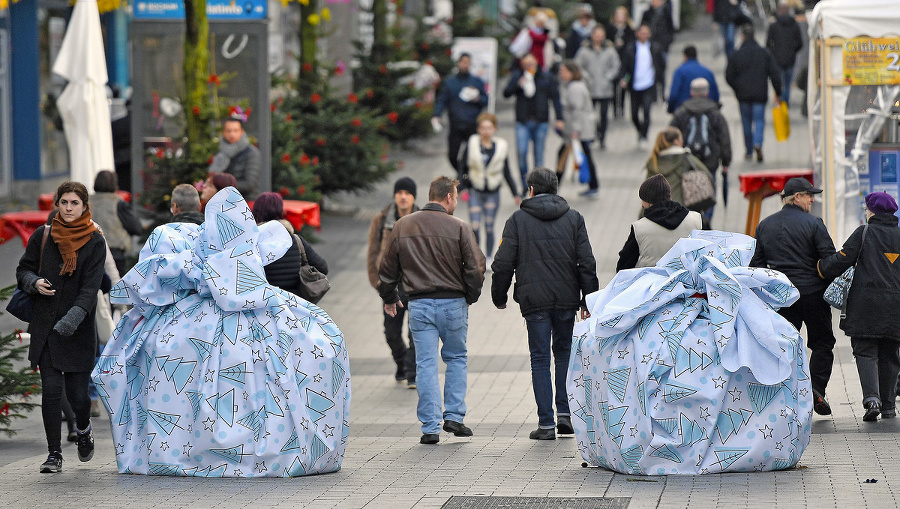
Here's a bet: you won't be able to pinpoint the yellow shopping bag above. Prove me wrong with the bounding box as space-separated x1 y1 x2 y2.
773 101 790 141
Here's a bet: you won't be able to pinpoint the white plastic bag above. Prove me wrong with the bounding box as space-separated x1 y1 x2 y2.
509 28 532 58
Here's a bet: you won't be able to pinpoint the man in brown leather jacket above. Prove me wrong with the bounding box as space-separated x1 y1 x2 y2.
367 177 419 387
378 176 486 445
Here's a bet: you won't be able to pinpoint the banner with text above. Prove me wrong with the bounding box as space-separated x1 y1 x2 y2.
134 0 266 20
843 37 900 85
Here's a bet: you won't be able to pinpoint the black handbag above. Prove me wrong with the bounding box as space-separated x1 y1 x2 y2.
294 234 330 304
7 226 50 322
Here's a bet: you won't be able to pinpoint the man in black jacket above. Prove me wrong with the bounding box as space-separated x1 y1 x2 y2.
766 2 804 106
619 24 666 148
750 177 837 416
492 168 599 440
725 24 783 162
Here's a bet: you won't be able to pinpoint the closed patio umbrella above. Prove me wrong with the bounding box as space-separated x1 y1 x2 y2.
51 0 114 187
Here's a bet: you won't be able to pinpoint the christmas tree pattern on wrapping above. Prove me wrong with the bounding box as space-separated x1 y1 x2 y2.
567 231 812 474
93 187 351 477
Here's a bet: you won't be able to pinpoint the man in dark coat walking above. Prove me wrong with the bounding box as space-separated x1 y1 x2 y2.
492 167 598 440
750 177 836 416
432 53 489 180
766 2 804 106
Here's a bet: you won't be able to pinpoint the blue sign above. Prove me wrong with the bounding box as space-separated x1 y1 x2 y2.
133 0 266 20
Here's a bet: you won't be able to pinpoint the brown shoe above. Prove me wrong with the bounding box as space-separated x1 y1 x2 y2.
754 147 764 163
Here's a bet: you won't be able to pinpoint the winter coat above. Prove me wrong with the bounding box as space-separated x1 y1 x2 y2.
90 192 143 252
432 72 489 131
643 146 712 206
503 69 564 124
528 28 551 69
818 214 900 340
171 210 205 225
566 19 597 59
17 226 107 372
561 80 596 141
667 59 720 113
378 203 485 305
749 204 836 294
606 22 635 59
458 135 518 196
217 144 261 201
640 2 675 52
574 43 621 99
367 202 420 289
766 14 804 69
619 40 667 92
713 0 742 23
263 219 328 297
617 200 702 271
725 38 783 103
670 97 733 172
491 193 599 315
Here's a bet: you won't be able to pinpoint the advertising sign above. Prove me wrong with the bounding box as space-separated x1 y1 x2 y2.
842 37 900 85
133 0 266 20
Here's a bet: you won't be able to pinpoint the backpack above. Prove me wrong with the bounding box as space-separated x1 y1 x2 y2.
686 112 712 160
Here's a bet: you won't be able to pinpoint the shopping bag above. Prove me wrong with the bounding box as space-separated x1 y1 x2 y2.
509 28 532 59
572 141 590 184
773 101 790 141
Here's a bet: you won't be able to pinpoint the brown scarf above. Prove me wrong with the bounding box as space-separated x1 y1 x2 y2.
51 210 98 276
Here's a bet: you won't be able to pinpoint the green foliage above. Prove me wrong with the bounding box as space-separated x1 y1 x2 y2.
0 285 42 437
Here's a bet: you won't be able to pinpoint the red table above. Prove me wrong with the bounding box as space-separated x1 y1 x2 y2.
0 210 52 247
283 200 321 231
739 169 814 236
38 190 132 211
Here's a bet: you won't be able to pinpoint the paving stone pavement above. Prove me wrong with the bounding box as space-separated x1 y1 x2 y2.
2 16 900 509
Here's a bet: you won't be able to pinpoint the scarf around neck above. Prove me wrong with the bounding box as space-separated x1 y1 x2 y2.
209 133 251 173
52 210 98 276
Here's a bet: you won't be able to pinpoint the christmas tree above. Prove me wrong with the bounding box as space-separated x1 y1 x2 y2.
0 285 41 437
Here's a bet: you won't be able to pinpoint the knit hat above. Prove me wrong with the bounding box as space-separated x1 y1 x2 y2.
865 192 899 215
639 174 671 204
393 177 417 198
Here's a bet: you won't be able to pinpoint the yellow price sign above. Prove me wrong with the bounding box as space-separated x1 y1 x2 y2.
843 37 900 85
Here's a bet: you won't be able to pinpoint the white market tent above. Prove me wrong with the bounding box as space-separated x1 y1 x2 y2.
808 0 900 243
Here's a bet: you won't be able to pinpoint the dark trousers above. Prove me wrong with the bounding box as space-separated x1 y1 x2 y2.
579 140 599 191
447 125 477 176
592 98 612 144
778 290 837 395
39 348 91 453
384 292 416 382
850 337 900 411
629 88 654 139
524 308 575 428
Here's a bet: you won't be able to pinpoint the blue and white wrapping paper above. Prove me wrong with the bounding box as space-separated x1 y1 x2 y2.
92 188 350 477
568 230 812 475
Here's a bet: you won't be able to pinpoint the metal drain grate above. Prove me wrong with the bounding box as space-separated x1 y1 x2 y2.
441 497 631 509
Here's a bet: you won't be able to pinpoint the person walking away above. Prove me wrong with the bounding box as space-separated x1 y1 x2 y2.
503 53 564 191
750 177 836 416
491 167 598 440
620 25 666 149
565 5 596 59
670 78 732 224
726 24 783 162
575 25 621 149
607 6 635 119
667 46 719 114
458 113 521 265
16 181 107 473
91 170 142 277
766 1 804 107
643 127 712 212
368 177 421 388
431 53 489 183
617 174 702 271
169 183 205 225
714 0 742 58
558 60 599 197
817 192 900 421
208 114 260 200
378 176 486 445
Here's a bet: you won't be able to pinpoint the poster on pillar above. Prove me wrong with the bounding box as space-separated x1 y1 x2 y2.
133 0 267 20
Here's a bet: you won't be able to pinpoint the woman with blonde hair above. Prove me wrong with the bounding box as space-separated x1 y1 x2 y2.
559 60 599 197
643 126 711 209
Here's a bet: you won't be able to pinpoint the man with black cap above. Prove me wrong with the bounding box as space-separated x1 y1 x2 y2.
367 177 420 388
750 177 837 416
617 174 703 271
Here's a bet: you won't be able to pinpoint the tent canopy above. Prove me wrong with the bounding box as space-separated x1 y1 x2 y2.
810 0 900 40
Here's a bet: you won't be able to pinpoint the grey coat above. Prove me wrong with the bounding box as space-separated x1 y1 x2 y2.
574 43 621 100
561 80 596 141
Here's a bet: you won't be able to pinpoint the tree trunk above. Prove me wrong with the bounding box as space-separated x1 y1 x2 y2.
299 0 318 71
183 0 209 158
370 0 388 65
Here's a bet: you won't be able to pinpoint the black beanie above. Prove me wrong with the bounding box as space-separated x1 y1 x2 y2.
639 174 671 204
393 177 417 198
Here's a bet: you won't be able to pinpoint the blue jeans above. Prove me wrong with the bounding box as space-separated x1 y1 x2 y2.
524 308 575 428
515 121 549 190
738 101 767 155
468 189 501 258
408 298 469 434
780 67 794 106
720 23 735 58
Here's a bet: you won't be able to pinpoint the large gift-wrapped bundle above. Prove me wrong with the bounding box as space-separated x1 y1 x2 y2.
93 188 350 477
569 231 811 475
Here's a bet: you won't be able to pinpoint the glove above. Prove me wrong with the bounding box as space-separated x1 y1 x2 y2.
53 306 87 337
431 117 443 133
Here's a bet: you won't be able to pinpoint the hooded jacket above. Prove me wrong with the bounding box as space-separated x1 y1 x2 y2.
491 193 599 315
766 13 804 69
670 96 733 172
644 146 712 206
616 200 702 271
818 213 900 340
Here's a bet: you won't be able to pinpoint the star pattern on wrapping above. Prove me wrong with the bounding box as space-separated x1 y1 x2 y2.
161 332 175 343
630 425 639 437
775 441 784 450
266 252 276 262
205 370 215 383
203 417 215 431
255 461 267 473
220 288 228 295
149 377 160 391
253 350 263 363
728 387 742 402
799 387 809 397
583 357 591 367
115 443 124 455
699 407 711 419
574 374 586 388
312 346 324 359
286 316 299 329
295 348 303 358
111 363 125 375
617 348 629 359
713 376 727 388
759 425 774 439
313 374 323 383
182 442 192 455
195 311 207 322
125 432 133 441
641 353 654 364
233 469 243 477
323 424 335 438
242 210 255 221
243 391 250 401
754 462 766 472
160 442 169 451
131 283 141 292
244 300 255 308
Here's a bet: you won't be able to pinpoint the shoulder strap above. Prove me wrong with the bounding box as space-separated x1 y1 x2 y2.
294 234 309 266
39 225 50 272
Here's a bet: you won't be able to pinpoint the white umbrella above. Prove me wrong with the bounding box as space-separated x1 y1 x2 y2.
51 0 114 187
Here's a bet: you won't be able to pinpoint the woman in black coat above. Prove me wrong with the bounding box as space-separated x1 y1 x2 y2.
252 192 328 300
16 181 107 473
818 192 900 422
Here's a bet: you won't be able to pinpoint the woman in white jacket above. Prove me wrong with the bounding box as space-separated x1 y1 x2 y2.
559 60 599 197
458 113 521 263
